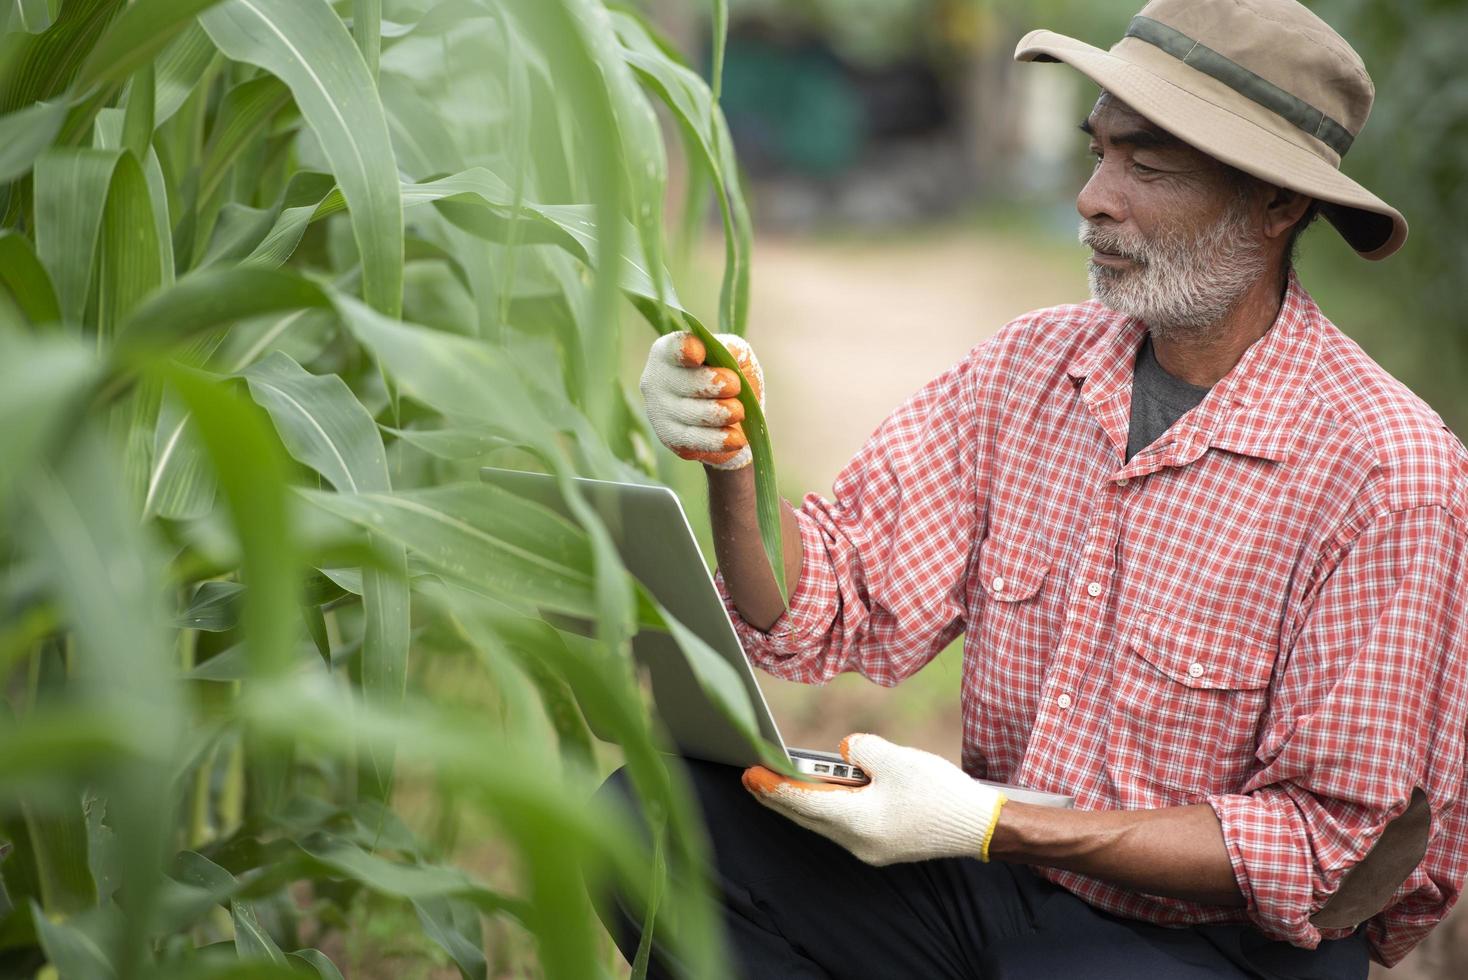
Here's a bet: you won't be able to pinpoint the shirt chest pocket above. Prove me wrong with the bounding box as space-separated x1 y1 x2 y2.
976 534 1050 604
972 535 1058 724
1107 614 1275 800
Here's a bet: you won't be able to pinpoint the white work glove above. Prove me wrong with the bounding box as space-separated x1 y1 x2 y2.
639 331 765 470
743 734 1007 866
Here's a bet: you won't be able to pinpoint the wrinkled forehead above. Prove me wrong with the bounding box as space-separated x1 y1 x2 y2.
1088 92 1174 141
1086 91 1237 174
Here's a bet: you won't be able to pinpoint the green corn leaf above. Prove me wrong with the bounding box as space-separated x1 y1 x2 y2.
0 0 124 115
120 64 154 160
152 960 301 980
140 140 177 287
630 817 664 980
139 296 334 523
181 642 245 681
212 307 335 378
89 106 175 287
686 326 787 603
391 582 741 978
0 707 158 782
153 22 218 127
231 900 288 963
199 74 292 204
711 0 729 97
353 0 381 83
302 483 596 619
0 327 91 512
241 352 389 496
98 150 167 341
288 948 346 980
200 0 403 317
74 0 227 93
11 0 60 35
608 13 780 600
381 423 513 460
161 366 297 681
232 678 642 889
413 896 487 980
143 389 215 519
412 169 700 331
239 177 338 268
30 900 116 980
33 147 120 326
0 231 58 326
332 292 552 442
20 797 96 916
553 0 674 424
241 351 410 799
645 599 762 741
155 851 244 935
334 295 644 652
82 794 119 904
298 833 504 905
20 425 181 972
463 482 769 755
0 812 43 948
219 166 704 332
176 580 244 632
358 553 411 799
196 169 334 269
113 265 330 364
614 10 752 338
0 98 66 182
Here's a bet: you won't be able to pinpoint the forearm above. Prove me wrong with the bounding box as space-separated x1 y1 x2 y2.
990 801 1244 907
705 465 803 631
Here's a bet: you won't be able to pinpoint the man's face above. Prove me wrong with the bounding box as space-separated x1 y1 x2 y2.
1077 95 1268 337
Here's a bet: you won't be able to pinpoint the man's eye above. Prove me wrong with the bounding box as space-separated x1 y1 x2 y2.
1133 162 1158 175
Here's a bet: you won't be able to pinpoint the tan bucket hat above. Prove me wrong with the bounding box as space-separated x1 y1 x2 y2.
1015 0 1407 260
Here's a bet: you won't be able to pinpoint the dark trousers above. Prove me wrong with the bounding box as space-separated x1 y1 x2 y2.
593 760 1370 979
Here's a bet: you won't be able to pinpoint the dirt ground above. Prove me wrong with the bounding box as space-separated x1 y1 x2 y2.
719 225 1462 980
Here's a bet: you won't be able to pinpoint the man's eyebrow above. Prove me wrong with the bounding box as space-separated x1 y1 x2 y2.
1079 118 1181 152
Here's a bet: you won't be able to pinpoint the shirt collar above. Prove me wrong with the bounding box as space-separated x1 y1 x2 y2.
1066 273 1323 464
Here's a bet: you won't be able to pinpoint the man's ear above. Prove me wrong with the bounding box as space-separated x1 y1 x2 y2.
1263 185 1313 242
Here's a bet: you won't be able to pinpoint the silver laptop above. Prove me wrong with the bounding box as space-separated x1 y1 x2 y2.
479 467 1072 805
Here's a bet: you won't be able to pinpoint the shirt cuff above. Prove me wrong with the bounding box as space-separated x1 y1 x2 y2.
713 508 838 652
1207 790 1323 949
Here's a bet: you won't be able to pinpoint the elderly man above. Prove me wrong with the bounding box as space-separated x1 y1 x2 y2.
619 0 1467 976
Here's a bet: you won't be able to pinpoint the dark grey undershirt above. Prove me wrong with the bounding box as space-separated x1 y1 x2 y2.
1125 335 1211 462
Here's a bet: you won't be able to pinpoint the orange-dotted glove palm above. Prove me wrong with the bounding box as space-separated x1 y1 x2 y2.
640 331 765 469
743 734 1008 866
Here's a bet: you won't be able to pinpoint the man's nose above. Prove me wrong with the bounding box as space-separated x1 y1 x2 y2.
1076 158 1127 224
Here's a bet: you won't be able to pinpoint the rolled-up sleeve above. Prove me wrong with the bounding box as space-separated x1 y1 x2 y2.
714 343 1000 687
1207 504 1468 952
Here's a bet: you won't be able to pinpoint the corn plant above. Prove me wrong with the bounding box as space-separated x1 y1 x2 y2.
0 1 781 977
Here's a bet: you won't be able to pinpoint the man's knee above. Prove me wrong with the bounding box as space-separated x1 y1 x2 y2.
594 760 752 843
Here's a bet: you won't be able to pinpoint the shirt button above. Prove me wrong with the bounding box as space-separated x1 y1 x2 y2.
1116 478 1129 486
1188 662 1205 678
1086 582 1102 597
1056 693 1072 709
992 576 1005 593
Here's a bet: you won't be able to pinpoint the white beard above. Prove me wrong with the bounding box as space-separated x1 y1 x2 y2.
1079 195 1267 340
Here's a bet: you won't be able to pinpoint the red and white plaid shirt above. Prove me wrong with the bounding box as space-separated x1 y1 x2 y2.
718 275 1468 965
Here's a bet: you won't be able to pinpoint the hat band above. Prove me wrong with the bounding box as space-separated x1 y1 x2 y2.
1124 16 1355 157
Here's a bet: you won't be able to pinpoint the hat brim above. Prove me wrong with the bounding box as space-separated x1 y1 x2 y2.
1015 29 1407 260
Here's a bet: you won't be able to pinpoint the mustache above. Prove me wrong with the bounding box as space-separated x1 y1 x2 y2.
1079 221 1150 265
